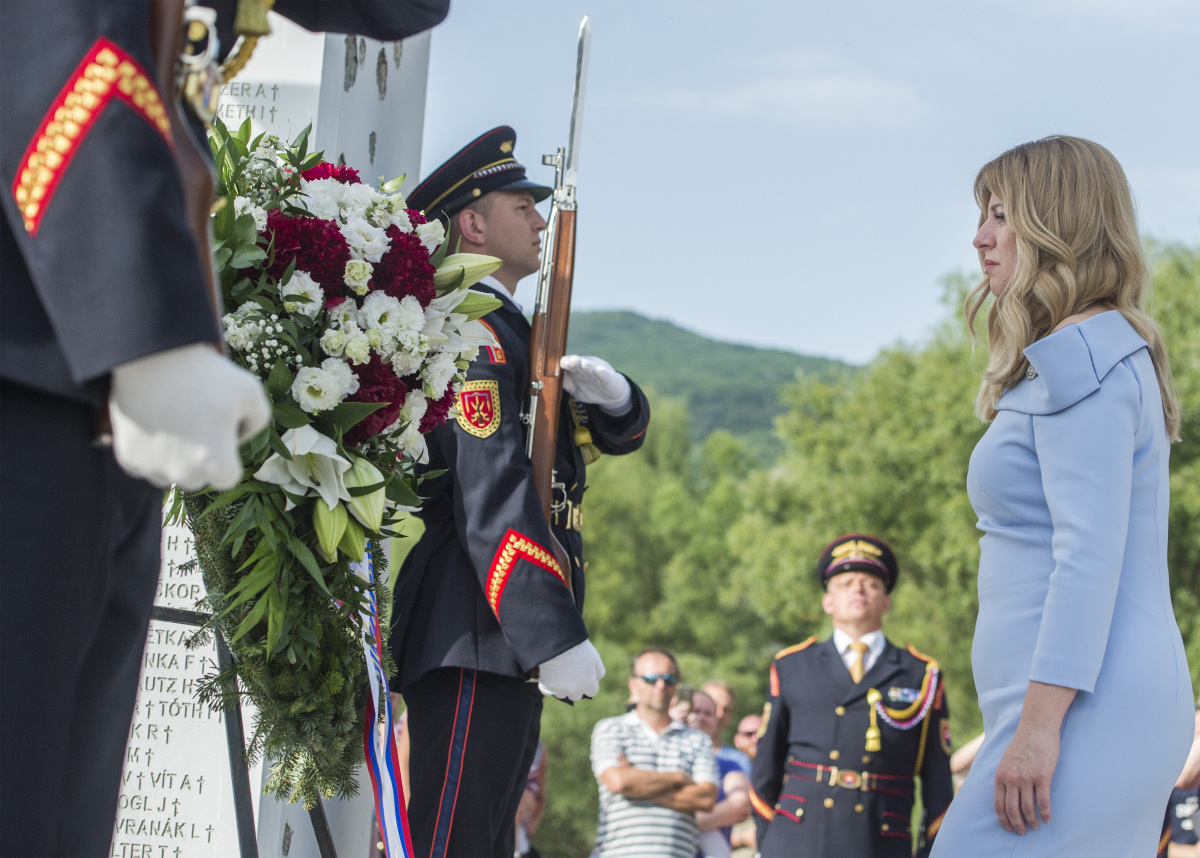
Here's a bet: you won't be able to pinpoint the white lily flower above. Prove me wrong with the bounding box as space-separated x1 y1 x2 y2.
455 317 501 350
254 425 352 511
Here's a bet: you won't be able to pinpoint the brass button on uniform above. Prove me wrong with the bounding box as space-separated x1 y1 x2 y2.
797 808 804 818
855 803 864 813
835 706 845 716
882 823 890 831
829 750 840 760
862 755 872 764
824 798 835 808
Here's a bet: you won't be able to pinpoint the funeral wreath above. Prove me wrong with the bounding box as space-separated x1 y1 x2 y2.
168 119 501 806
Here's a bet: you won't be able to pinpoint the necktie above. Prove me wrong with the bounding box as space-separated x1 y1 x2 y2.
848 641 869 683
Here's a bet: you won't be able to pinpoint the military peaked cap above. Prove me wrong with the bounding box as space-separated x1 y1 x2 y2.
817 533 898 592
407 126 551 224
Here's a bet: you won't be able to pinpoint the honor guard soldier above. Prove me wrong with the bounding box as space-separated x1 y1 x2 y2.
0 3 446 856
750 534 954 858
389 127 651 858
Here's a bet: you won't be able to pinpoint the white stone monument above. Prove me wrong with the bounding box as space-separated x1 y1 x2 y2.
117 14 430 857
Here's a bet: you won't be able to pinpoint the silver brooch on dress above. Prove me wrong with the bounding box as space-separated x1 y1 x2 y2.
1025 365 1038 380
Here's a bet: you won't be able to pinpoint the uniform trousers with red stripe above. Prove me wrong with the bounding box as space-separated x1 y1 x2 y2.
405 667 544 858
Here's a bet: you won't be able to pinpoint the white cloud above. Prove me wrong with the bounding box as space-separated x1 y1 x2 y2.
623 49 926 129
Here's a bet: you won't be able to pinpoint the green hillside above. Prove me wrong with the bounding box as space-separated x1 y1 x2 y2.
567 310 854 459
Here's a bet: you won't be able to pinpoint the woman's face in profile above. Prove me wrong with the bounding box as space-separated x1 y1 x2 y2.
973 193 1018 297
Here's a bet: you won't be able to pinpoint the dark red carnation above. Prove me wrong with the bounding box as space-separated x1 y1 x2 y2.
405 208 428 226
263 210 350 300
301 162 362 184
368 225 436 307
344 355 408 446
419 385 458 434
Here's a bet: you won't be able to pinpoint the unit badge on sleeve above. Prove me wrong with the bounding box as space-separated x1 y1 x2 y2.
456 379 500 438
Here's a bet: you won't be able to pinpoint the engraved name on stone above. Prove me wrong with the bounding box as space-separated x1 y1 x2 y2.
111 523 240 858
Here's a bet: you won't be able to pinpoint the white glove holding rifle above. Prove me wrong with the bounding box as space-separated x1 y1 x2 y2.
109 343 271 490
560 354 631 415
537 639 606 702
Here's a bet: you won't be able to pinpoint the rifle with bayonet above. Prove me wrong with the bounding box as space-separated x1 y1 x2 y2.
526 16 592 535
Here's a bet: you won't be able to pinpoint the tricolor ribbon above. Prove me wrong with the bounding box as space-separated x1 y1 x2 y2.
350 552 412 858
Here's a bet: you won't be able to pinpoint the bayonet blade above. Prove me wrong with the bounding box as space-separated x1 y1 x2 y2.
564 15 591 191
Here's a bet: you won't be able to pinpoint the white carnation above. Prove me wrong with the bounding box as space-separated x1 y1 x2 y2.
340 183 383 219
344 258 373 295
292 366 344 413
279 270 324 318
326 300 357 326
415 220 445 253
396 421 429 464
401 389 428 426
390 350 423 377
359 292 402 332
340 214 388 263
320 327 346 357
320 357 359 397
421 350 458 400
344 328 371 365
299 178 344 221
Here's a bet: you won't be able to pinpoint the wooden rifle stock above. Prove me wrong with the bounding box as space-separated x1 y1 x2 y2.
528 209 577 522
149 0 223 328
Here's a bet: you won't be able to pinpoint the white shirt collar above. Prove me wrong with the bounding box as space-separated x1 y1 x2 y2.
832 628 886 673
622 708 686 739
477 275 522 313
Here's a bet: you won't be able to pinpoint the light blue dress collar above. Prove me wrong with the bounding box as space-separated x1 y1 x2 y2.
996 310 1147 415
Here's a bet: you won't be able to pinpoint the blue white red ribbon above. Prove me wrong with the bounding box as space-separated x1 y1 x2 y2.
350 552 413 858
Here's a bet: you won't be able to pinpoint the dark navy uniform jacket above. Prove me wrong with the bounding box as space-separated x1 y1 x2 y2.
751 636 954 858
0 0 449 408
390 284 649 690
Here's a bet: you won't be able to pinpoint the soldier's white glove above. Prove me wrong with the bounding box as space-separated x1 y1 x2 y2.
109 343 271 491
560 354 631 415
537 639 606 702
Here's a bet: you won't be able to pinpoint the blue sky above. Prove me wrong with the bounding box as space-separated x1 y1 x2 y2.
419 0 1199 364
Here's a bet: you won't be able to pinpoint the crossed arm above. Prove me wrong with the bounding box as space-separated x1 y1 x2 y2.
599 755 717 812
697 770 751 831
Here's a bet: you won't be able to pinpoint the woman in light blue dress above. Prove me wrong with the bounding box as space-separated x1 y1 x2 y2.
931 136 1193 857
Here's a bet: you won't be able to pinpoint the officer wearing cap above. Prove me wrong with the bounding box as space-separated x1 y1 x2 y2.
389 127 650 858
750 534 954 858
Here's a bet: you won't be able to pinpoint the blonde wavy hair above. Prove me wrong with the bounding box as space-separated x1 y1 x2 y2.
966 135 1180 440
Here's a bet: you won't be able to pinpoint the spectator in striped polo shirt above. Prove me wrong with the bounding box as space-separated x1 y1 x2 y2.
591 647 719 858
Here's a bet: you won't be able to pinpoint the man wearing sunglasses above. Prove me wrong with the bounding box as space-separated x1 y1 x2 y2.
591 647 719 858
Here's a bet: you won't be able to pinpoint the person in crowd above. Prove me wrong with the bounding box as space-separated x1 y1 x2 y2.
729 713 762 856
701 680 752 775
689 690 751 858
750 534 954 857
1160 705 1200 857
949 731 985 791
670 684 697 722
388 126 651 857
514 741 549 858
931 136 1194 856
733 714 762 762
591 647 718 858
1 3 447 855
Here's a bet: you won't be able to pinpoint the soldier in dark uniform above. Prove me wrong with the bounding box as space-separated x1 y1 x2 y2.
389 126 651 858
750 534 954 858
0 3 446 856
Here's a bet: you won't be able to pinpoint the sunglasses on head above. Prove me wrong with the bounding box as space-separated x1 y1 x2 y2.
635 673 679 686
